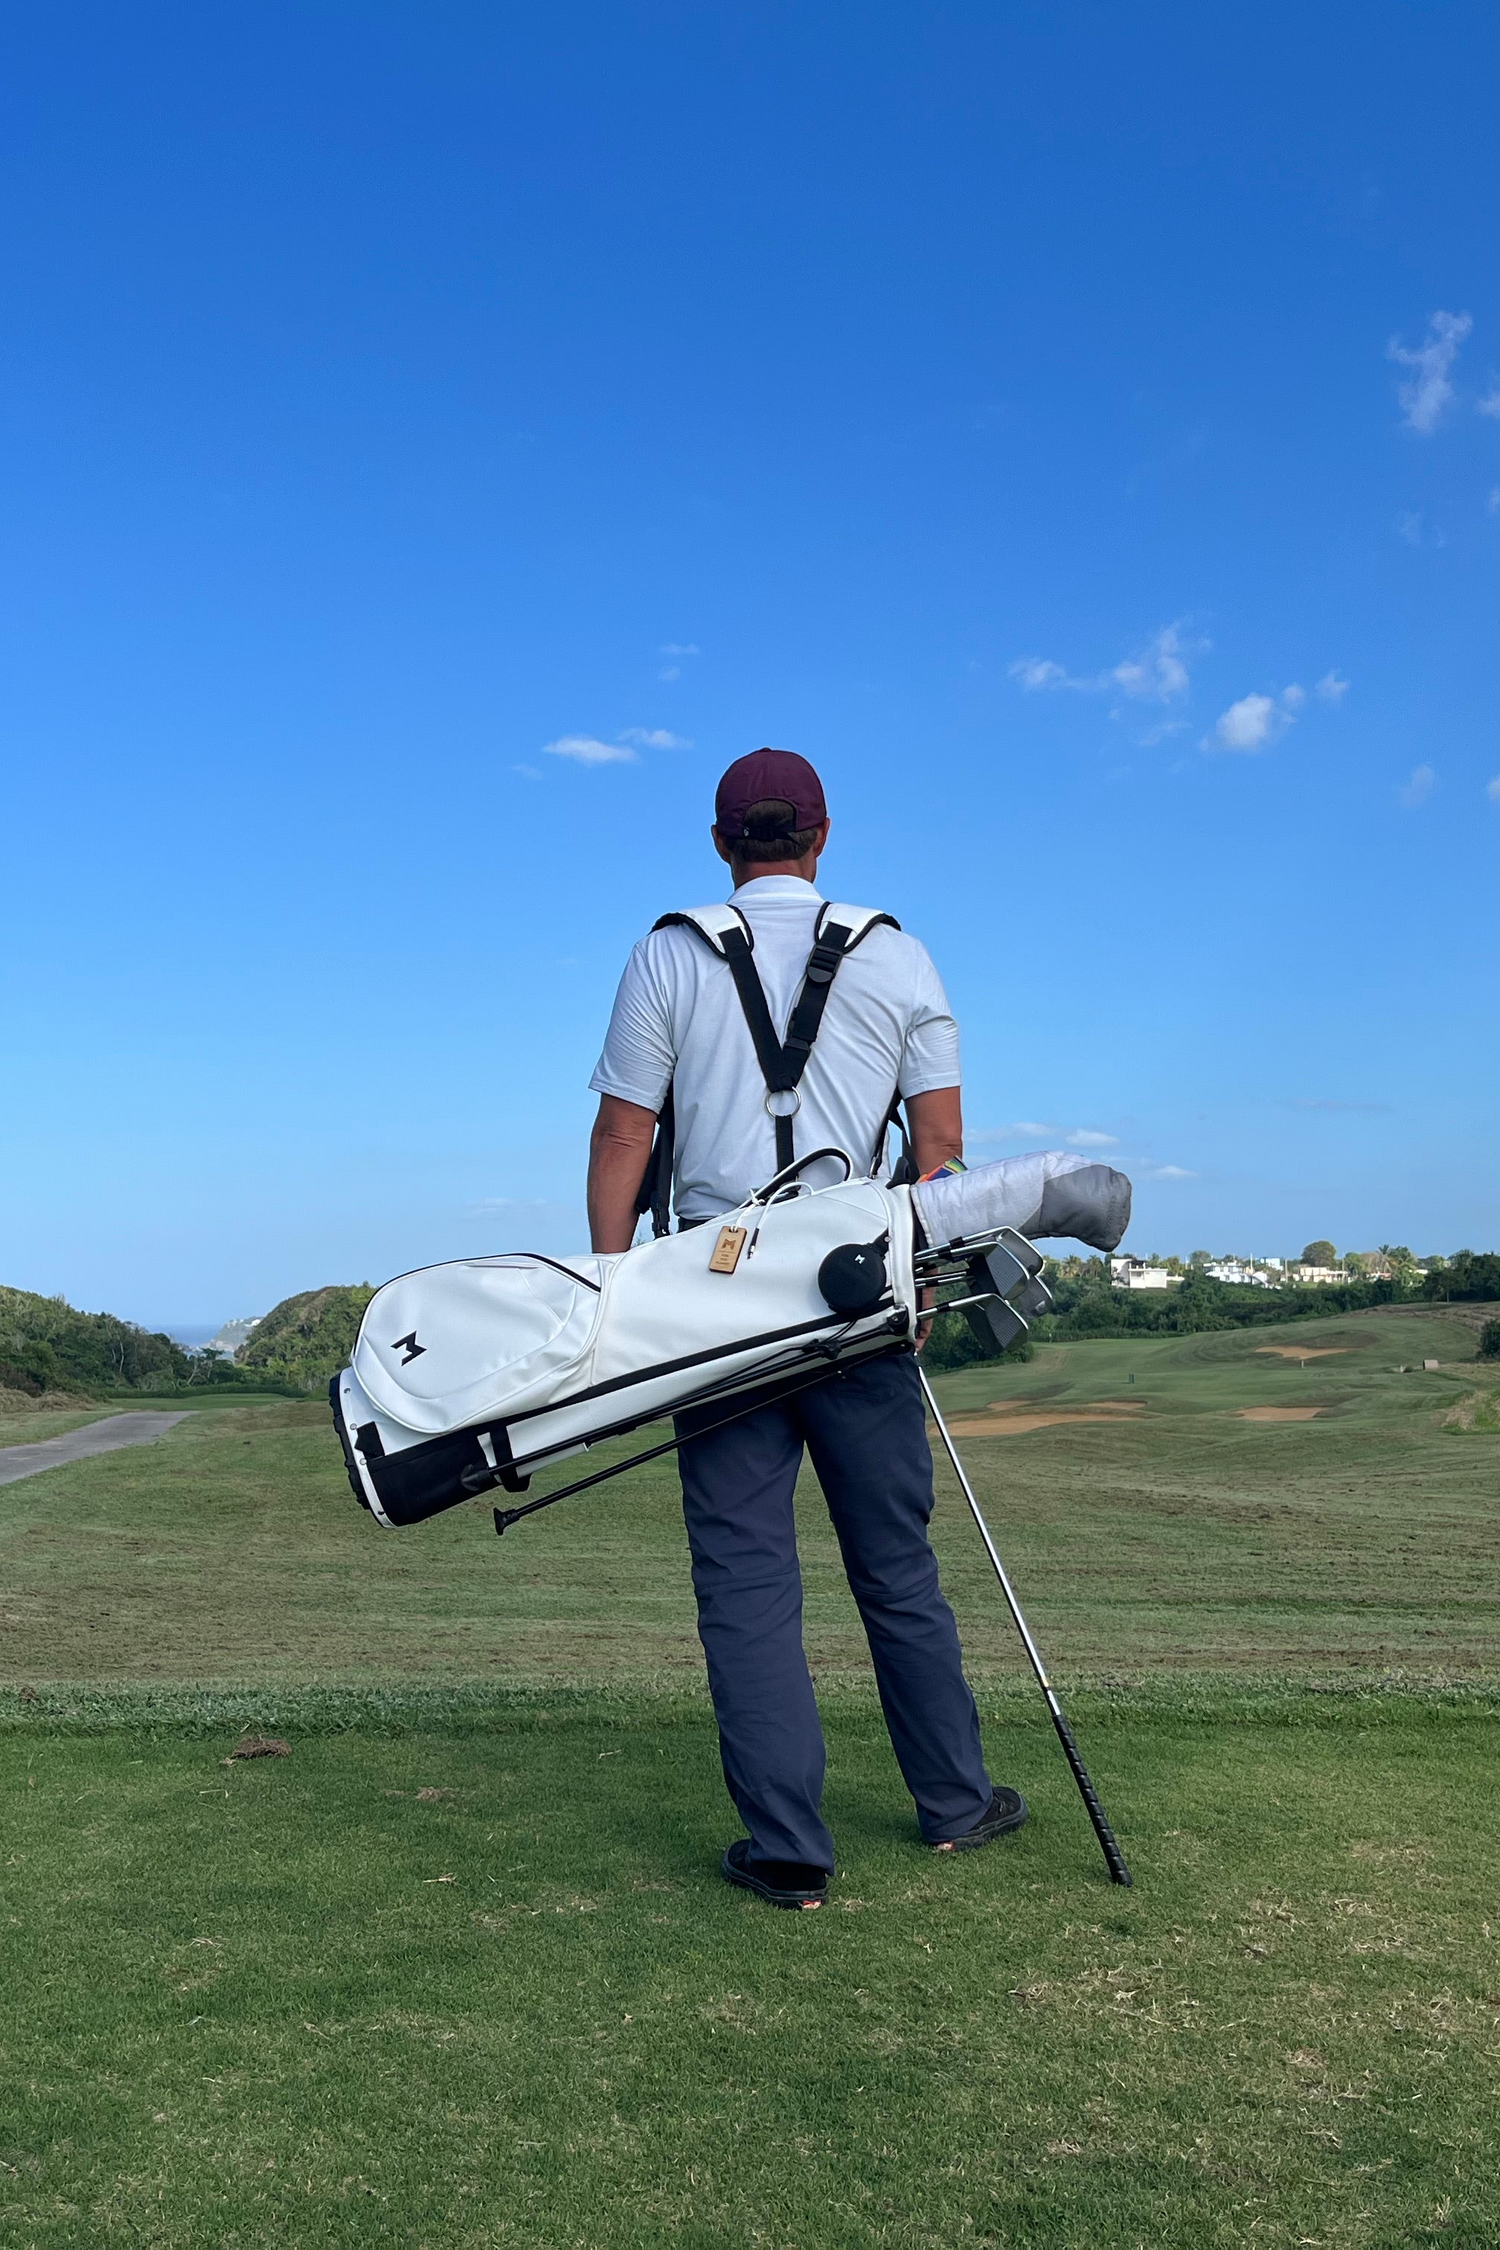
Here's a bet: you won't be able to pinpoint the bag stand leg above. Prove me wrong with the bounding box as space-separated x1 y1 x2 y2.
918 1366 1133 1888
490 1355 889 1534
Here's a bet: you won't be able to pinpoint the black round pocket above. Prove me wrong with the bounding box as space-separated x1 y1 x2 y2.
818 1239 889 1317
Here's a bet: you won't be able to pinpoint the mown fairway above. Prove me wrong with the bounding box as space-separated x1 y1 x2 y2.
3 1305 1496 1689
3 1306 1498 2247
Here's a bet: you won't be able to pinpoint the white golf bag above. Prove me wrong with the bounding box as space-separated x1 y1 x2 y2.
332 1149 1129 1529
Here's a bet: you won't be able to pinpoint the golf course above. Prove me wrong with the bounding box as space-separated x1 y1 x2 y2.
3 1303 1497 2247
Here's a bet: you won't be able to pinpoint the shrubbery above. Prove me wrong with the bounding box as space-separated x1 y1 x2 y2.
919 1307 1032 1371
1033 1261 1448 1343
0 1285 201 1396
236 1285 375 1392
915 1247 1500 1363
1424 1252 1500 1303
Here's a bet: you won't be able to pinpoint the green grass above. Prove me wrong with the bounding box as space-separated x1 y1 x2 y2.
55 1388 301 1413
3 1306 1498 2246
0 1393 298 1450
0 1407 118 1446
5 1701 1499 2248
2 1306 1496 1691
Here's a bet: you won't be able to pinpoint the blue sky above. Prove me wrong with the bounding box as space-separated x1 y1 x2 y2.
3 1 1497 1327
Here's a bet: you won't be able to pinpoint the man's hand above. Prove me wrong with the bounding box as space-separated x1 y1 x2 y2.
587 1095 659 1253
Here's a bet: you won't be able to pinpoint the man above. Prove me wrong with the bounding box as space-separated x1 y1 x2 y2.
586 748 1026 1910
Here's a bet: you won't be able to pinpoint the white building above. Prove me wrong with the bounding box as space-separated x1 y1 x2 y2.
1205 1260 1275 1288
1110 1258 1178 1291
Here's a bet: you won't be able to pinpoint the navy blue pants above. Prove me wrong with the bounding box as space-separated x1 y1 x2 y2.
675 1351 992 1871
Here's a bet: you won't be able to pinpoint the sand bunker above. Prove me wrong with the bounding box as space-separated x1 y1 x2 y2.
1236 1406 1327 1422
1255 1345 1349 1361
942 1401 1145 1439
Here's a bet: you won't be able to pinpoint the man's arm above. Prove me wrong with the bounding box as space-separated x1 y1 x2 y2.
906 1087 962 1353
587 1094 659 1254
907 1086 963 1178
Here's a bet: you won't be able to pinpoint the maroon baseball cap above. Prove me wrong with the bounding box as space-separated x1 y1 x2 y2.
714 748 827 839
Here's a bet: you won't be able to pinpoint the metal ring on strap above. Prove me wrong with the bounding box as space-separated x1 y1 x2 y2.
765 1088 801 1119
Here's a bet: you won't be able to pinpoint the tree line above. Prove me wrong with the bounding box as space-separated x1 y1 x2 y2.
9 1251 1497 1399
920 1248 1500 1367
0 1280 380 1402
0 1285 247 1398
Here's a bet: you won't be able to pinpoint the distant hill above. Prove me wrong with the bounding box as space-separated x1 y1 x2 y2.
209 1315 263 1356
0 1283 194 1398
236 1285 374 1391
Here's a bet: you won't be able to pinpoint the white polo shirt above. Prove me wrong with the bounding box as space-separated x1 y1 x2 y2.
590 875 960 1220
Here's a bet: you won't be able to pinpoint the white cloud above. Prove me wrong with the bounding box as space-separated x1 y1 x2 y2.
1316 671 1350 703
1065 1128 1119 1149
1488 487 1500 515
1211 692 1284 753
1478 389 1500 420
1111 624 1192 702
1009 657 1070 691
1145 1164 1197 1181
543 735 638 765
1396 509 1446 548
660 643 700 656
1388 310 1472 433
1398 763 1436 809
1281 682 1306 711
1486 775 1500 803
658 666 681 682
1008 622 1198 704
619 728 692 749
513 762 543 780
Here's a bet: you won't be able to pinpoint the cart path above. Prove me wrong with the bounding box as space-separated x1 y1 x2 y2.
0 1412 190 1487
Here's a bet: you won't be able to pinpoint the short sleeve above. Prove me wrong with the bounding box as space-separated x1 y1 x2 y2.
896 941 961 1097
589 941 678 1112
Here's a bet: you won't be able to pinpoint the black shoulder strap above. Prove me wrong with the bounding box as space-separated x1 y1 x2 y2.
632 1083 675 1240
872 1089 917 1184
635 912 748 1236
667 906 898 1174
642 904 901 1211
781 910 902 1120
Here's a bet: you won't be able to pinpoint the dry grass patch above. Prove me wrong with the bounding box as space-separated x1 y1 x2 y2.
1255 1344 1351 1361
941 1400 1146 1438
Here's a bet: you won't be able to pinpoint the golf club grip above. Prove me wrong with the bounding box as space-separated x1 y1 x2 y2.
1049 1708 1133 1887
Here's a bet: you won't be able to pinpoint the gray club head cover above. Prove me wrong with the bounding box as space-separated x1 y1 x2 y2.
911 1150 1132 1252
1024 1163 1131 1252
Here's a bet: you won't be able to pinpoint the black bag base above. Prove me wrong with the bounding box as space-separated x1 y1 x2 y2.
330 1377 492 1529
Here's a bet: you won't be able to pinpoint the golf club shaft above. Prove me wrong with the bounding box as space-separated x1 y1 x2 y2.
918 1366 1132 1888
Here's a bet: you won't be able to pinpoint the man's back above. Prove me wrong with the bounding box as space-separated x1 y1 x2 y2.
583 747 1012 1906
590 872 960 1218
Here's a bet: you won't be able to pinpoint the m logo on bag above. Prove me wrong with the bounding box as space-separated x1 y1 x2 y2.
392 1332 426 1365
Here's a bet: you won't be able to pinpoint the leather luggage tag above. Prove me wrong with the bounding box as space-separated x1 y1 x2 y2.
708 1224 748 1275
